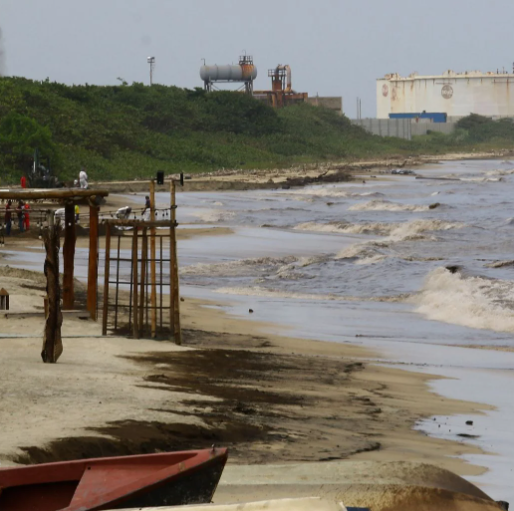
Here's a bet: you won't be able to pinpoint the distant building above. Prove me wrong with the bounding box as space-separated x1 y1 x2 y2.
377 70 514 120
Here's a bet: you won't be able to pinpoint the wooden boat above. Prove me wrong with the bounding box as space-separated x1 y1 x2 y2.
0 447 228 511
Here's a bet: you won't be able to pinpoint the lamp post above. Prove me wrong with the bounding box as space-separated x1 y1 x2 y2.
147 56 155 86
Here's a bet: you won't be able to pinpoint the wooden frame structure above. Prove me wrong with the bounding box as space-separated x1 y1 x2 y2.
102 181 181 344
0 189 109 320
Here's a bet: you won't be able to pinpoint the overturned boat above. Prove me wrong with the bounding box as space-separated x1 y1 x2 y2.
0 447 228 511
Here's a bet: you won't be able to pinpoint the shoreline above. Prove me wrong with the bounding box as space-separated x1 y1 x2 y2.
90 149 514 194
0 262 491 481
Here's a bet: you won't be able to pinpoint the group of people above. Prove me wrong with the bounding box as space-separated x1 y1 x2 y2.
4 200 30 235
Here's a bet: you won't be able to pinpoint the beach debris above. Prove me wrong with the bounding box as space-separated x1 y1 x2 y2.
497 501 509 510
249 309 254 314
458 433 480 439
466 420 474 426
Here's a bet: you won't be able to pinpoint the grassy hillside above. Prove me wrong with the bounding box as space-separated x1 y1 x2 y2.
0 77 513 183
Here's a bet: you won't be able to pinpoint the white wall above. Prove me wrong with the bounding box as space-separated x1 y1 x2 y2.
377 75 514 119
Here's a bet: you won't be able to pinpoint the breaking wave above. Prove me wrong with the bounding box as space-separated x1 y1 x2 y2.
192 210 235 222
411 267 514 333
282 187 386 199
295 219 463 240
349 200 430 212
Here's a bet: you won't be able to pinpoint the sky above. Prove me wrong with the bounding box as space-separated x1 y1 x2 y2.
1 0 514 117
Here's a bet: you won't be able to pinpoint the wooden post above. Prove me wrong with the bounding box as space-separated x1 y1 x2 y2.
87 202 99 320
102 224 111 336
170 180 182 345
139 228 148 337
41 211 63 363
132 227 139 339
150 180 157 338
62 202 76 310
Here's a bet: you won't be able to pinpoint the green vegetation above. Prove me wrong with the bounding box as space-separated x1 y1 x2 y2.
0 77 513 183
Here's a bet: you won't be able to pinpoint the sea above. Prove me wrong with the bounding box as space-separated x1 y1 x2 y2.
173 158 514 503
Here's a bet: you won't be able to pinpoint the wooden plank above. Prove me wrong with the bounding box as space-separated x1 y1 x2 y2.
62 202 76 310
150 180 157 338
0 189 109 200
132 227 139 339
105 219 177 228
170 180 182 345
102 224 111 336
87 204 99 320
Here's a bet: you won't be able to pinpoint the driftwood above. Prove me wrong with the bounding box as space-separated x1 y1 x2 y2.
41 216 63 363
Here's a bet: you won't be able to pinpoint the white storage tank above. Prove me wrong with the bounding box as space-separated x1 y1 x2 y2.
377 70 514 119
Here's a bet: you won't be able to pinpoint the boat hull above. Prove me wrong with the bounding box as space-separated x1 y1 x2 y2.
0 448 228 511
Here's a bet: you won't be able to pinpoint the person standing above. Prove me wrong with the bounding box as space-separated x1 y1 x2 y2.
17 200 24 232
20 175 27 188
142 196 151 219
79 167 89 189
4 201 12 236
23 202 30 231
75 204 80 223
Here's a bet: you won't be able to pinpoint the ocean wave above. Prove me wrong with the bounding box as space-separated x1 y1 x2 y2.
296 219 463 240
484 168 514 177
411 267 514 333
181 256 298 276
282 187 385 199
214 286 408 303
349 199 429 212
192 210 235 222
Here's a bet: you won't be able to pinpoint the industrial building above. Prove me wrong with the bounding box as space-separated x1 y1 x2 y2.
377 70 514 120
200 56 342 113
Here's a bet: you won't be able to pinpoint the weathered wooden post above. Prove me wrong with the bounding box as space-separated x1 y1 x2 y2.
87 199 99 320
41 211 63 363
0 289 9 311
62 201 76 310
170 180 181 345
132 227 140 339
150 180 157 338
102 223 111 336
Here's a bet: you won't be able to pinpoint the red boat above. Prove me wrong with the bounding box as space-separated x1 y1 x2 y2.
0 447 228 511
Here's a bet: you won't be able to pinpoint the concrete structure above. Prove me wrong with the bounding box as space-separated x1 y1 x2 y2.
352 118 457 140
306 96 343 114
352 118 412 140
377 70 514 119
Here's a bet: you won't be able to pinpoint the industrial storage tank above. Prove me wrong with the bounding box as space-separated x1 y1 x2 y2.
200 65 258 82
201 56 258 94
377 70 514 119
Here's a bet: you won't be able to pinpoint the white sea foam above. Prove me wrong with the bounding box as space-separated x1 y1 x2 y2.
349 199 429 212
411 267 514 333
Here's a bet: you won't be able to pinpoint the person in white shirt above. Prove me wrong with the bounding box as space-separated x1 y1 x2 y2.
79 168 89 189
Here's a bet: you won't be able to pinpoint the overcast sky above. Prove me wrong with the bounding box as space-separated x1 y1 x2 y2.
2 0 514 117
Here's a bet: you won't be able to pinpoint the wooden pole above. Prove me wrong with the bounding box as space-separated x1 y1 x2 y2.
132 227 139 339
41 211 63 363
102 223 111 336
62 202 76 310
150 180 157 338
139 228 148 337
170 180 182 345
87 203 99 320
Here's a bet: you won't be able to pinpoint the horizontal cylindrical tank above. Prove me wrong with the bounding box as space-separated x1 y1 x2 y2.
200 65 258 83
